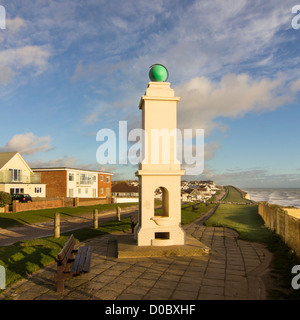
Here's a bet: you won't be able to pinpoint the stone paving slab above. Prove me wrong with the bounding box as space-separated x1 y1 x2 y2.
0 219 272 300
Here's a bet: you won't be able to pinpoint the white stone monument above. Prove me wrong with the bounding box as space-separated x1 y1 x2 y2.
135 64 186 246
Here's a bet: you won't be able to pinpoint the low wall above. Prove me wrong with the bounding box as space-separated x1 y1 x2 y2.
13 198 64 213
114 197 139 203
10 197 113 212
74 197 112 207
258 201 300 256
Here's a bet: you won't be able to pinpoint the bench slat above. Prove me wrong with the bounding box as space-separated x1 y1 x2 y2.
58 234 76 266
71 246 87 274
83 246 93 273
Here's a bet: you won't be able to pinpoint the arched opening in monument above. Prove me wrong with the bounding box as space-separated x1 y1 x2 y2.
154 186 169 217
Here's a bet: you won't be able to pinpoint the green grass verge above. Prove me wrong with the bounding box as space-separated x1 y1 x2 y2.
205 204 272 242
205 203 300 300
0 202 137 229
222 186 251 203
181 202 215 225
0 217 132 291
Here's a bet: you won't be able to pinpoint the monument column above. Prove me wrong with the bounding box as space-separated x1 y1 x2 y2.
135 64 186 246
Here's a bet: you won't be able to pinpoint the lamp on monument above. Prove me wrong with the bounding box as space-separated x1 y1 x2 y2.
149 64 169 82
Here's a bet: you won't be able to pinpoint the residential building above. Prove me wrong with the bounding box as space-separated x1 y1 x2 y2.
32 167 113 198
111 181 139 203
0 152 46 197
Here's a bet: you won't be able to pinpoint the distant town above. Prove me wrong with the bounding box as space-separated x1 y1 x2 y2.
111 179 221 203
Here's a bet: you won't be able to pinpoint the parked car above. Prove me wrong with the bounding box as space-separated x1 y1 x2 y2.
11 194 32 203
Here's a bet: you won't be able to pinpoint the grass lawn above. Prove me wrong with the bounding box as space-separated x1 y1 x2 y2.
205 204 273 242
0 217 132 291
0 202 138 229
181 202 215 225
222 186 252 203
205 203 300 299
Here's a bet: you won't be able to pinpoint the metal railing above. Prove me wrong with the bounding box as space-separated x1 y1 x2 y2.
0 171 41 184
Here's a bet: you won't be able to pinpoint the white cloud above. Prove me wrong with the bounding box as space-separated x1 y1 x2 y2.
5 17 26 33
0 65 16 84
0 45 51 84
175 73 296 134
0 46 50 73
0 132 52 155
28 156 78 168
28 156 118 173
195 168 300 188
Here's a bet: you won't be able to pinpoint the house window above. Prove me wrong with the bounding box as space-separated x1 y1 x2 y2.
106 176 110 183
93 175 96 182
100 188 103 194
9 169 22 182
69 189 74 197
100 175 103 181
80 174 93 185
35 187 42 193
78 189 81 194
69 173 74 181
106 188 110 197
85 188 88 194
10 188 23 194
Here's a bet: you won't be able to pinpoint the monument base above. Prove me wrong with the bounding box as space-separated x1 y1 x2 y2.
117 233 210 258
136 224 186 246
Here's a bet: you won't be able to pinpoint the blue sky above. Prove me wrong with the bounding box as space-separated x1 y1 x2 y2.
0 0 300 188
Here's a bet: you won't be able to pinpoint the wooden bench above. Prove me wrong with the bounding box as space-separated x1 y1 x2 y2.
54 234 92 293
130 216 138 233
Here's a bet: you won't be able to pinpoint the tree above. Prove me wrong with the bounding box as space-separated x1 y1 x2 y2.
0 192 11 208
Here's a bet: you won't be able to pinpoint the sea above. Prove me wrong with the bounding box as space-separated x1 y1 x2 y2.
243 188 300 209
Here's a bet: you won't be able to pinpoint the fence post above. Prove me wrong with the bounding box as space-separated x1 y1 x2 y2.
116 206 121 221
12 200 19 213
54 213 60 238
93 209 98 229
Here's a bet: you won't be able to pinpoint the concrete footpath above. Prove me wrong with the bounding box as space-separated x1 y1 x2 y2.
0 213 272 300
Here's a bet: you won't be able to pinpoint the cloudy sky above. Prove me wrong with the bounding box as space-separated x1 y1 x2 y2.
0 0 300 188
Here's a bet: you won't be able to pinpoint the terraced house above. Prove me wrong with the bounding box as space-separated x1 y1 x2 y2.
32 167 113 199
0 152 46 197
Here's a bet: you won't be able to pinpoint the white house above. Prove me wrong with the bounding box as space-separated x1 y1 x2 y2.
0 152 46 197
32 167 113 199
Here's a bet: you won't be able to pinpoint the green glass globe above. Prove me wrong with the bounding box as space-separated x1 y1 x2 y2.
149 64 169 82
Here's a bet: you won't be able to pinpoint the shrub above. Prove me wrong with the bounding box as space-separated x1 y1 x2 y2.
0 191 11 208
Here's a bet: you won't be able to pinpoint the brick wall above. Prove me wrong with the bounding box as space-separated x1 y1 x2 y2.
13 199 64 213
38 171 67 198
74 197 112 207
98 173 111 197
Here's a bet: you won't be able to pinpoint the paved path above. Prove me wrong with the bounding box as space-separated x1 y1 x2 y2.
1 215 272 300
